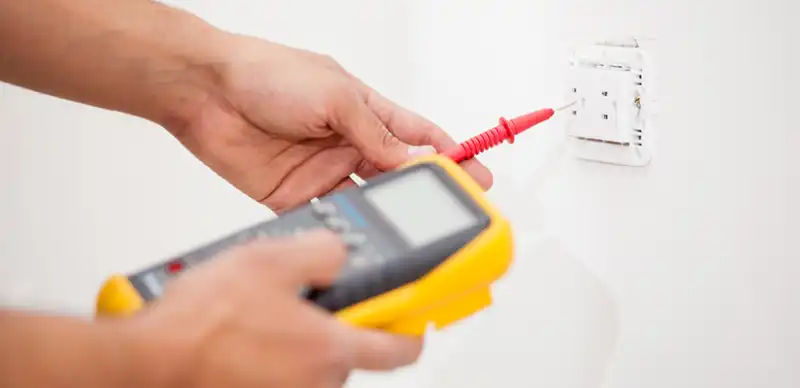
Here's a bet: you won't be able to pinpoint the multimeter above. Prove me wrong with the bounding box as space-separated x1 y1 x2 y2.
96 154 513 335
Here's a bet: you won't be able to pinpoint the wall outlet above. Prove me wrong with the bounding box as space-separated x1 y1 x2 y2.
564 37 654 167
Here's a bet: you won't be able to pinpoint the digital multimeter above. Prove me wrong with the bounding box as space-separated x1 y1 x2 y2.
96 154 513 335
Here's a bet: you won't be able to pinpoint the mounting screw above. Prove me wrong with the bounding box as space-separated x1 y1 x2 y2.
572 110 577 115
602 114 609 120
572 87 577 93
602 91 608 96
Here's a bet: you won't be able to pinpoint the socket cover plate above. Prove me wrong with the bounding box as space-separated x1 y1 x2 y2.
564 39 653 167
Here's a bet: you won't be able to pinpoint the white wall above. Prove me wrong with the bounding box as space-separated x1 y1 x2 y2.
400 1 799 388
1 1 797 388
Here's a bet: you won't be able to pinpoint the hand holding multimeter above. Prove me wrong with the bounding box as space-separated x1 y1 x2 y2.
98 155 514 331
122 229 424 388
96 154 515 386
96 107 561 386
96 104 566 326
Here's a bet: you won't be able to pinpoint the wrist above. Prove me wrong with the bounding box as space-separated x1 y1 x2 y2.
104 317 192 388
136 6 235 136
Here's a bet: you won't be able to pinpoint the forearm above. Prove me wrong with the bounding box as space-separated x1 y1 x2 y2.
0 0 230 130
0 310 168 388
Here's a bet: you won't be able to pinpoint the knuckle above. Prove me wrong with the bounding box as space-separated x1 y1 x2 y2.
380 130 400 150
326 81 357 105
262 194 296 214
325 88 360 125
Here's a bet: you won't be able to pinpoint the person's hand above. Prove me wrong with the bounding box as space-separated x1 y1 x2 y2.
120 230 422 388
171 35 492 212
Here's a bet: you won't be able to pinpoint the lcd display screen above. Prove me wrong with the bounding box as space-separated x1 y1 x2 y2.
364 168 477 247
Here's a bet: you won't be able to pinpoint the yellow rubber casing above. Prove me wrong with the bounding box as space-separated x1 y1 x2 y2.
96 275 144 317
96 154 514 335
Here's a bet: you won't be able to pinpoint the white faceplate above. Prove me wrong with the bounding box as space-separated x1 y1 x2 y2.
564 38 654 167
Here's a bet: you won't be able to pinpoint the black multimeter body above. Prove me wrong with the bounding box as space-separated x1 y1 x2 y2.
123 162 491 313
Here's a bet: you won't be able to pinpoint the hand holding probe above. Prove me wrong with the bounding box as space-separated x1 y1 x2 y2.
95 101 574 336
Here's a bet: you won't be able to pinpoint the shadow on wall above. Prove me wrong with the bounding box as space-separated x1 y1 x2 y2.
421 235 621 388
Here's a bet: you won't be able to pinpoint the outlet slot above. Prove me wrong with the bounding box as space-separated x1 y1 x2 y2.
574 136 632 147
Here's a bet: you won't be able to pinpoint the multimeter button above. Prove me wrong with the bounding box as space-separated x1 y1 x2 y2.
369 253 386 265
348 255 369 269
323 217 349 232
311 201 337 217
165 259 184 274
341 233 366 249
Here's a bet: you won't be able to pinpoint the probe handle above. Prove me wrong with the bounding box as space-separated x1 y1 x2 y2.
443 108 555 163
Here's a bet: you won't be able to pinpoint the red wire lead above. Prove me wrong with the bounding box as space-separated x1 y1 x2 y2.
443 104 571 164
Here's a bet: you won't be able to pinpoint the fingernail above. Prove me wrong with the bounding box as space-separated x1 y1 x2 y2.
408 145 437 157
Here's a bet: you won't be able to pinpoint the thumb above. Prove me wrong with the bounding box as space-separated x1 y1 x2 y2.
234 229 348 288
339 326 424 370
329 94 410 171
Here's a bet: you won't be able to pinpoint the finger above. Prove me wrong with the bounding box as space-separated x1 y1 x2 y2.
262 146 363 213
353 83 493 190
232 230 347 288
351 144 435 182
353 143 492 198
313 177 358 200
338 327 424 370
408 145 438 158
352 159 381 181
418 132 494 191
329 176 358 193
328 90 411 171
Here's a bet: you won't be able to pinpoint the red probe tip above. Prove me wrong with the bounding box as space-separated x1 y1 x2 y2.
508 109 556 138
444 108 556 163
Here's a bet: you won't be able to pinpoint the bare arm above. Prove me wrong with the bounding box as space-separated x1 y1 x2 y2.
0 310 168 388
0 0 229 131
0 234 422 388
0 1 222 387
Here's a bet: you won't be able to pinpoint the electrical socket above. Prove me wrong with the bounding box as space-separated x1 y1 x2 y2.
564 38 654 167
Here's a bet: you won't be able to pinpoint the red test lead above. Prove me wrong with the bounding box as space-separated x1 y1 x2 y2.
442 102 576 164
